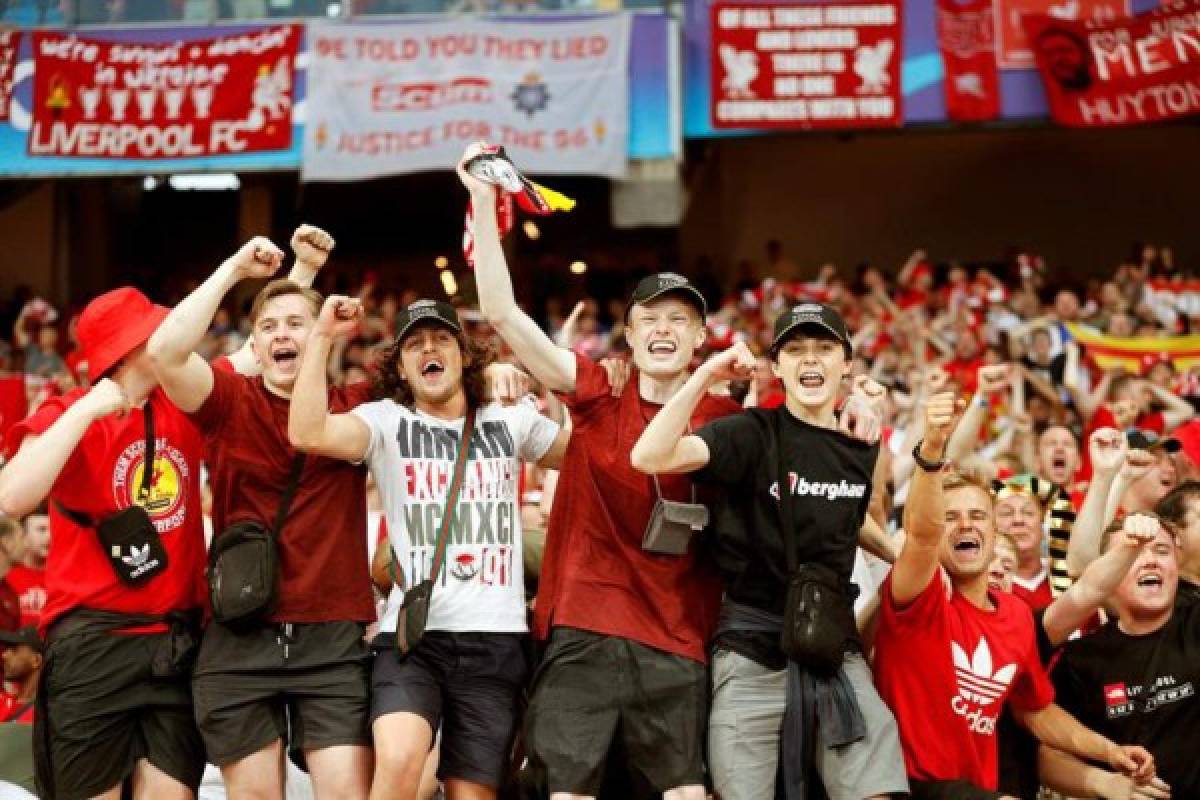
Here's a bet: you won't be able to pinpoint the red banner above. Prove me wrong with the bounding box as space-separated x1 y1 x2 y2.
29 25 300 159
937 0 1000 121
995 0 1129 68
1025 0 1200 126
710 1 902 129
0 30 19 122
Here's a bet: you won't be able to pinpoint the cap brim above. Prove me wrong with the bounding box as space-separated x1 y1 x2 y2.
394 316 461 344
628 287 707 319
771 320 851 356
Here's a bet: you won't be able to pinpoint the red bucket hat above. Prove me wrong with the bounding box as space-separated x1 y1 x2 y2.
77 287 170 379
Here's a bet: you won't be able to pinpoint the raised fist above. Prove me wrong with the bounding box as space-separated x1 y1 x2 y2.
291 224 335 270
1121 513 1163 548
82 378 130 419
976 364 1012 395
316 295 362 339
1089 427 1127 478
230 236 284 280
701 341 757 385
924 390 962 452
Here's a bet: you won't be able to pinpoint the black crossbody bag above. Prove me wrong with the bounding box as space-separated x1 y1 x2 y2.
208 454 305 629
56 404 168 586
395 407 476 659
774 412 856 675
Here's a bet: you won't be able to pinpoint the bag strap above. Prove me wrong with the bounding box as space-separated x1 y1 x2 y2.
54 403 158 528
3 702 32 723
428 407 477 587
771 411 799 573
271 454 307 538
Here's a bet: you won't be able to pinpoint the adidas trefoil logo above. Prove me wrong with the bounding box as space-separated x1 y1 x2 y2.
950 638 1016 736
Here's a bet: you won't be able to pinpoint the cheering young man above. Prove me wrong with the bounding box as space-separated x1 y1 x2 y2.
873 392 1156 800
461 143 741 800
148 229 378 799
288 295 567 800
0 230 328 800
631 304 907 800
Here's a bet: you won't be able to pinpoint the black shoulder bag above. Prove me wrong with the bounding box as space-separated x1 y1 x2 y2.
395 407 476 658
56 403 168 586
208 454 305 629
775 412 856 675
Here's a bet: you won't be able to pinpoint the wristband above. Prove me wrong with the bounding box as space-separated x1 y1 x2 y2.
912 440 947 473
973 394 989 409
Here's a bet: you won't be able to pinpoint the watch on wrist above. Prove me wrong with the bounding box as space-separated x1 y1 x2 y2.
912 440 947 473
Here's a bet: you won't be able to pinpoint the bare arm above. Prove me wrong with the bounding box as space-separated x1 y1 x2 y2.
1067 428 1126 576
227 225 335 375
0 380 130 517
286 296 371 463
858 514 896 564
630 347 753 476
892 391 959 607
1016 703 1153 781
1146 380 1195 430
457 148 576 393
148 238 284 413
536 427 570 471
1038 747 1170 800
1045 514 1157 645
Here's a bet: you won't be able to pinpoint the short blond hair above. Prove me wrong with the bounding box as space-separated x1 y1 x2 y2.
249 280 322 326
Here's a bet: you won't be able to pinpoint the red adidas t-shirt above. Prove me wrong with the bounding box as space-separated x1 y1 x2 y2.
532 354 739 663
5 389 208 638
873 571 1055 789
3 566 46 628
190 369 375 624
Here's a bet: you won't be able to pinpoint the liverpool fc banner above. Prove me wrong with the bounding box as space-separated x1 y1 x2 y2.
29 25 299 158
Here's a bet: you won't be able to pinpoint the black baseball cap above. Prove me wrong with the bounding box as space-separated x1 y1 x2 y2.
394 299 463 343
770 302 852 358
626 273 707 320
1126 429 1181 454
0 627 43 652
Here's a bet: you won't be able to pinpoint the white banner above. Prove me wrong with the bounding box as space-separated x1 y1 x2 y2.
303 16 631 182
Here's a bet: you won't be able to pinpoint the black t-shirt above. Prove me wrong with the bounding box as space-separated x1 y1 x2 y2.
1177 578 1200 609
1052 603 1200 796
694 406 878 669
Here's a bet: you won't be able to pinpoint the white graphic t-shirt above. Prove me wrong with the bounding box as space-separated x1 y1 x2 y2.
351 399 559 634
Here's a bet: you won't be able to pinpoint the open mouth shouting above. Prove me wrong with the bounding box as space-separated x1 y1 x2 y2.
271 345 299 370
1134 571 1166 598
952 533 984 560
419 357 446 381
646 339 677 357
798 371 825 389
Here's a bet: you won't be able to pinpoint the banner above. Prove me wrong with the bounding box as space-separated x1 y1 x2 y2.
1066 322 1200 373
0 30 18 122
994 0 1129 68
303 17 631 182
709 1 902 129
28 25 300 159
937 0 1000 121
1025 1 1200 126
1145 279 1200 324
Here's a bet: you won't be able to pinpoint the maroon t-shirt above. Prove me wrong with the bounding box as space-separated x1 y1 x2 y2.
190 370 375 624
532 354 739 663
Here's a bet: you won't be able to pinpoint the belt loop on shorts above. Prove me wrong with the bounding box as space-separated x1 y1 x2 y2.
277 623 295 662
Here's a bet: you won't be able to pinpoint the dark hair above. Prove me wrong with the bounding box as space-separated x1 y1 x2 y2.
1156 481 1200 529
373 325 494 409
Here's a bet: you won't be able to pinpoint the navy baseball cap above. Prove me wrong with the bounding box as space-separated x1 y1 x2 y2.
770 303 852 358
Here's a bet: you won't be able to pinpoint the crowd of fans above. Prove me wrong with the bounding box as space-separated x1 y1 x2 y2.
0 206 1197 800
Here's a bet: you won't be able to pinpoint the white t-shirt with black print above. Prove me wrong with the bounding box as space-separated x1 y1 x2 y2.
351 399 559 634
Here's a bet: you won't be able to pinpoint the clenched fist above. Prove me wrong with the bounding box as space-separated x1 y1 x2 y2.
81 378 130 419
230 236 285 281
923 390 962 456
291 224 335 270
316 295 363 339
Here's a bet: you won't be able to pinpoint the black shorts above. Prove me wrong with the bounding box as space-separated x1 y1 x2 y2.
371 631 529 788
39 628 205 800
909 779 1005 800
524 627 707 795
192 620 371 766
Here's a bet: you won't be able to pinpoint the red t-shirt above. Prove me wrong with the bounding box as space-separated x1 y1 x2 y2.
1011 573 1054 612
5 389 208 638
873 572 1055 789
0 375 27 442
3 566 46 628
190 370 375 624
0 690 34 724
1080 406 1165 480
532 355 739 663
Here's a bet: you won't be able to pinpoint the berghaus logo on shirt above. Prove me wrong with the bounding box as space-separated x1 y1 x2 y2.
769 473 867 502
949 638 1016 736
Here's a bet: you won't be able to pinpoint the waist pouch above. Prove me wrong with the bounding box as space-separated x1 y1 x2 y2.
56 501 169 587
208 520 278 630
781 563 856 675
642 498 710 556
